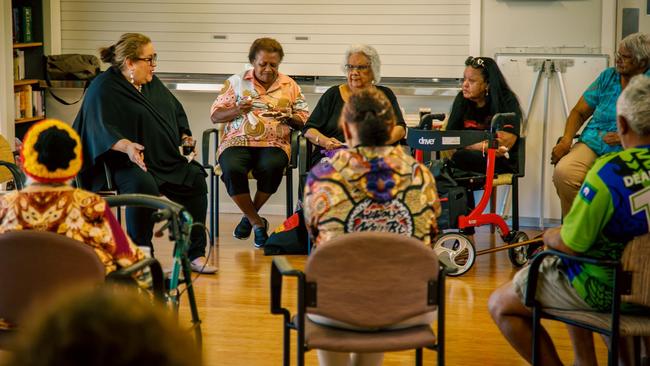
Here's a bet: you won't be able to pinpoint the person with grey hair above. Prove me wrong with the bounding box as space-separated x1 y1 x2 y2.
302 44 406 167
489 75 650 365
552 32 650 218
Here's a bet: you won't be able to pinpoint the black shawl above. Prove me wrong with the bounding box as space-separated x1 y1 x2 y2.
73 66 203 190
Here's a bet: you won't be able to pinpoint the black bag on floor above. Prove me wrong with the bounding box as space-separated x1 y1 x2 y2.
264 209 309 255
429 160 469 230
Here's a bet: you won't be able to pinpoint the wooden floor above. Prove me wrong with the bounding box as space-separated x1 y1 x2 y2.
155 214 609 366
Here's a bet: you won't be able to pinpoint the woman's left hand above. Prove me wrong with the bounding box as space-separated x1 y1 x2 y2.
602 132 621 146
496 131 517 151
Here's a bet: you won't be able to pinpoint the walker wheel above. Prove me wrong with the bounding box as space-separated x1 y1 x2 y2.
432 232 476 276
507 231 530 267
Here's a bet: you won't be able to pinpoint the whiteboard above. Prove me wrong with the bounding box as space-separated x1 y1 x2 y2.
495 53 609 224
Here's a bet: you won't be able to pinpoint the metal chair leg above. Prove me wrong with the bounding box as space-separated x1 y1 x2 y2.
286 170 293 218
415 348 423 366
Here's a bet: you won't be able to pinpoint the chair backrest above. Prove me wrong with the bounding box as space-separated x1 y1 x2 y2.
304 232 439 329
621 233 650 307
0 231 105 329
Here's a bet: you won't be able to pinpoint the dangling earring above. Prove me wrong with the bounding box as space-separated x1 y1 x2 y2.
129 69 135 84
485 89 489 96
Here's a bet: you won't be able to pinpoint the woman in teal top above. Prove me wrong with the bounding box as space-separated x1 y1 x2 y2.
552 32 650 217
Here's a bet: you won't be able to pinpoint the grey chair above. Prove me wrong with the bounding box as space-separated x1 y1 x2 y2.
271 232 448 366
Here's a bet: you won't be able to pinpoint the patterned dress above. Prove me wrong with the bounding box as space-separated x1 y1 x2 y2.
210 69 309 159
303 146 440 247
0 186 144 274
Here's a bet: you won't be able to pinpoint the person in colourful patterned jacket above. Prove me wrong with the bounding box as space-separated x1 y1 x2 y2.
489 75 650 366
303 86 441 366
304 87 440 247
0 120 144 274
210 37 309 248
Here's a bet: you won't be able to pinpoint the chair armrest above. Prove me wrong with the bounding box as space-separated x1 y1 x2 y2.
0 161 25 189
289 130 299 169
524 249 618 307
270 257 304 316
107 257 166 302
202 128 220 169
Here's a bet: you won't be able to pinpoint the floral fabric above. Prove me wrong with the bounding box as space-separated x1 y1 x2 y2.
0 187 144 274
210 69 309 159
304 146 440 247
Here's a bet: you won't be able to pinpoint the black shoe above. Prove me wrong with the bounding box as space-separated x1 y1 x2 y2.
253 218 269 249
233 216 252 240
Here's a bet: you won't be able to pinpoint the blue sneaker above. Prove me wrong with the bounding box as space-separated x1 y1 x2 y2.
233 216 252 240
253 218 269 249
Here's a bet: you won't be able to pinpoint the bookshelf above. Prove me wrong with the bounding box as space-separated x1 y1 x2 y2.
11 0 46 140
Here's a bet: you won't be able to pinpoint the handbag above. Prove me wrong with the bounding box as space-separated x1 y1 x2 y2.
44 54 101 105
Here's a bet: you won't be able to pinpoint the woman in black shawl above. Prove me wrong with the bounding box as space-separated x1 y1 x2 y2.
73 33 215 274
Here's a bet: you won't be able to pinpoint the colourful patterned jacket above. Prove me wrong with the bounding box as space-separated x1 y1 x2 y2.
304 146 440 247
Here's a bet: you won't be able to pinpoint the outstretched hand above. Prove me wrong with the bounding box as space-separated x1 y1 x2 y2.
126 142 147 171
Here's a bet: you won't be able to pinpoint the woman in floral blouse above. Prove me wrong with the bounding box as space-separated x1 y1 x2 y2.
210 38 309 248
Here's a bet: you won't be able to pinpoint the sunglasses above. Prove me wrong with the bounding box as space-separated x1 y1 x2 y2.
136 53 158 66
465 56 485 68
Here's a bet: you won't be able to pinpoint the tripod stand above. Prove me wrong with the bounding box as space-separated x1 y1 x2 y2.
498 58 573 229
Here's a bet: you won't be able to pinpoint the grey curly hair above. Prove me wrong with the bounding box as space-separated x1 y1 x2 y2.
620 32 650 67
343 44 381 84
617 75 650 135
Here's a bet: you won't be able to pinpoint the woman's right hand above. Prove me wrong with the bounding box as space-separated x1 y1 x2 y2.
324 137 344 150
236 98 253 115
551 137 572 165
126 142 147 171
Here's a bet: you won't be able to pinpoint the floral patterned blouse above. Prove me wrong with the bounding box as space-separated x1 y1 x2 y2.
303 146 441 247
0 186 144 274
210 69 309 159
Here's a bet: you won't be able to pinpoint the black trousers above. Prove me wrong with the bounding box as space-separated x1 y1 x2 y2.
218 146 288 196
112 163 208 260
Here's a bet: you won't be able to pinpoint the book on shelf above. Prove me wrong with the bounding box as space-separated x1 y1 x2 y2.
13 50 25 80
12 8 20 43
21 6 33 43
14 85 38 120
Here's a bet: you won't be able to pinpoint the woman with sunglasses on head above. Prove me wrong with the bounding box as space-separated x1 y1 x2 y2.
303 44 407 168
73 33 216 274
447 56 523 175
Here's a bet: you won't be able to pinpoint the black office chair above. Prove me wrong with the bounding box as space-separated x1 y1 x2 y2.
201 127 299 240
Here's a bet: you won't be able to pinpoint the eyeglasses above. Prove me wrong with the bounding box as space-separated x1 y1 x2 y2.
465 56 485 68
136 53 157 66
344 64 371 72
615 52 634 62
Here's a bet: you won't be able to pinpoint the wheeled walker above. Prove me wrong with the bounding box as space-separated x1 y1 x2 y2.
104 194 203 346
408 112 543 276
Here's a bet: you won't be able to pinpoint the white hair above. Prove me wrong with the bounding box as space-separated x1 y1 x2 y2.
343 44 381 84
620 32 650 66
617 75 650 135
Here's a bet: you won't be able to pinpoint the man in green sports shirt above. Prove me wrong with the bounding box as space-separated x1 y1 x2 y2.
488 75 650 366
